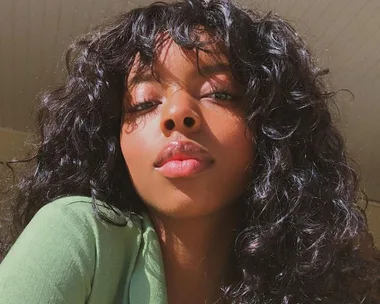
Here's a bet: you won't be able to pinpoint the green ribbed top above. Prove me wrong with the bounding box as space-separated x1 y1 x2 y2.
0 196 168 304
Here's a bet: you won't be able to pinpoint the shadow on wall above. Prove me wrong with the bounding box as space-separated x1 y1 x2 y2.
0 128 29 162
0 128 30 216
366 202 380 248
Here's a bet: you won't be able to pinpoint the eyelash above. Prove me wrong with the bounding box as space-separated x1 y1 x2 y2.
206 91 235 101
128 90 236 113
128 100 160 113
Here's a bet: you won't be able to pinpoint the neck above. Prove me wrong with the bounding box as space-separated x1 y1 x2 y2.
149 205 240 304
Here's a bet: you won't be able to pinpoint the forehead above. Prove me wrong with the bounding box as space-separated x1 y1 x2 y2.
127 32 230 86
157 31 228 64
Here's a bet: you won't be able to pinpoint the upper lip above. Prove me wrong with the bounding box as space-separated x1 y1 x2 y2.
154 141 213 168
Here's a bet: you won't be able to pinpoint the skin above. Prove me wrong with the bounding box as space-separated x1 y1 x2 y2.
120 36 254 303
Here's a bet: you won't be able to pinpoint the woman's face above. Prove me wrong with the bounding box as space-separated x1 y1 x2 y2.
120 37 254 219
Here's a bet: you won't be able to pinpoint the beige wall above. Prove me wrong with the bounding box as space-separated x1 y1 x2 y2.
0 128 29 209
0 128 28 161
366 202 380 248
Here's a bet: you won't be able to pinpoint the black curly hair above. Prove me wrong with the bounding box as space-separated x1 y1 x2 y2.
1 0 379 303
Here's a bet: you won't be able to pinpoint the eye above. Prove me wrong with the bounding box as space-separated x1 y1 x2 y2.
211 92 233 100
205 91 236 101
128 100 160 113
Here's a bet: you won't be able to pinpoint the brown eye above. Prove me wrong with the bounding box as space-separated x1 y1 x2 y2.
210 92 234 101
129 100 160 113
204 91 236 101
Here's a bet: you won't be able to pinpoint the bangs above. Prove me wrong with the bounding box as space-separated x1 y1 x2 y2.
125 2 235 82
130 33 232 85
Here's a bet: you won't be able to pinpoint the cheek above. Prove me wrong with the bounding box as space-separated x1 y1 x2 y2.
120 112 162 161
120 124 158 203
120 122 153 172
208 111 254 161
214 114 255 191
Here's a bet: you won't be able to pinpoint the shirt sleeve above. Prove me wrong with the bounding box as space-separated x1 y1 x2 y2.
0 201 95 304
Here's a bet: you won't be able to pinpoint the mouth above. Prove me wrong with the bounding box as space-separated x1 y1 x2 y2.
154 141 214 178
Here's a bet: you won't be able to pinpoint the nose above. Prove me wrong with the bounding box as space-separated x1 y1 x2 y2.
160 90 201 137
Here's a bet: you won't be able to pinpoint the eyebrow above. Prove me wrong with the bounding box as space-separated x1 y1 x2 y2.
128 73 160 88
127 63 232 88
197 63 231 76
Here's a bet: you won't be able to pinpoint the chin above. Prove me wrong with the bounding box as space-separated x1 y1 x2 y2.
145 193 236 220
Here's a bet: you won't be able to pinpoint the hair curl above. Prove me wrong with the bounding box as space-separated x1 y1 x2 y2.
1 0 380 303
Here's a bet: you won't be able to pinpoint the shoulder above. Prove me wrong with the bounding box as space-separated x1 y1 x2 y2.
0 195 146 303
34 195 144 248
36 195 141 231
39 195 131 224
40 196 150 302
33 195 94 226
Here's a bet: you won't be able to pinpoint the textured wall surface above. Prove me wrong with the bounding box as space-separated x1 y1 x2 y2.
0 0 379 201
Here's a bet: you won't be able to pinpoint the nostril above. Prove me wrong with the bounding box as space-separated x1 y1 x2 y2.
164 119 175 130
184 117 195 128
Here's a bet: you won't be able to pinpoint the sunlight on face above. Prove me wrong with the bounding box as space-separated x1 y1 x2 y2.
120 36 254 219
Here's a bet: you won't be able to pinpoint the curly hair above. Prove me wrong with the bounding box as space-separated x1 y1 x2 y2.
1 0 379 303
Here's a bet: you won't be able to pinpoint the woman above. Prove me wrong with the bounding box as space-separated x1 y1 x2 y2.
0 0 379 303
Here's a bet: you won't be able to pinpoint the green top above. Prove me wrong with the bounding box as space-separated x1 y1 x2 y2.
0 196 168 304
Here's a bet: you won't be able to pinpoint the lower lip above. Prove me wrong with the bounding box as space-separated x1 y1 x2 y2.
155 159 212 178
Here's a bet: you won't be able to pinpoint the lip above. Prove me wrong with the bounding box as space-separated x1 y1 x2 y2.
154 141 214 178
